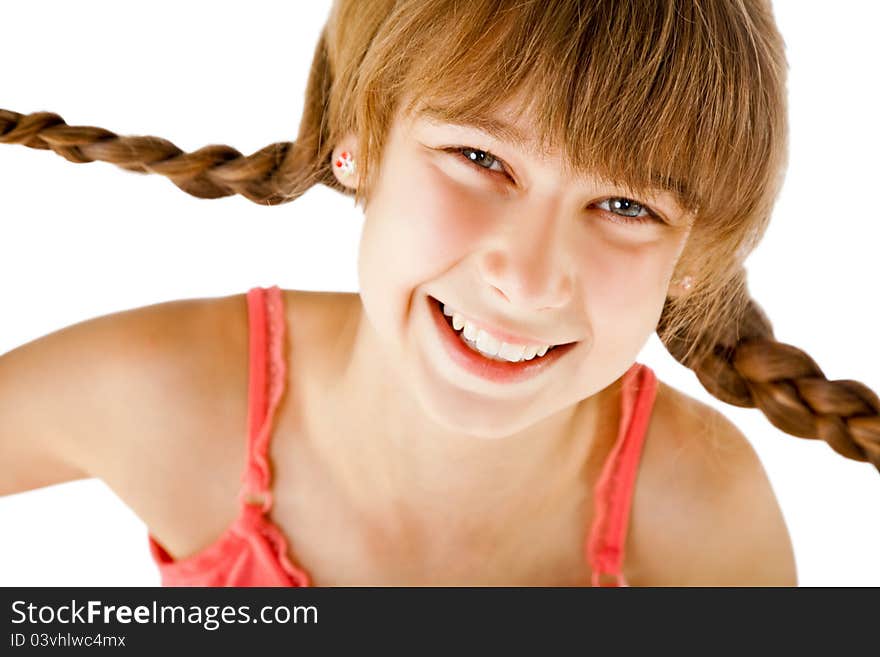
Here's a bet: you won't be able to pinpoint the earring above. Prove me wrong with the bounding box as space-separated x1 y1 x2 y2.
334 151 356 179
674 275 694 292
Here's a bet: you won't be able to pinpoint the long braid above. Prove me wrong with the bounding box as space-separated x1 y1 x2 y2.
658 270 880 471
0 108 301 204
0 34 340 206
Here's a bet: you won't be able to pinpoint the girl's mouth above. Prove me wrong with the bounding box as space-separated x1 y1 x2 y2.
427 294 578 385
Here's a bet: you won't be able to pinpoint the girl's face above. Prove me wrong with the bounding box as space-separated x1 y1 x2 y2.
353 99 694 438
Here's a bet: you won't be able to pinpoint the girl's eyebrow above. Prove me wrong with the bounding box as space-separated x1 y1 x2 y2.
414 106 695 214
415 106 534 153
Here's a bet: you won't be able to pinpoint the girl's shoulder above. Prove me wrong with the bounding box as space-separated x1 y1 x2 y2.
71 292 253 559
87 287 345 562
279 288 359 344
633 379 797 585
1 290 256 560
127 287 352 561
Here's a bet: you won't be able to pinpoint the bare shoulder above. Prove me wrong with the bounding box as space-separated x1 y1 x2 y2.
1 291 248 481
279 288 360 376
90 292 250 450
280 288 358 340
71 292 251 557
148 287 357 559
632 379 797 586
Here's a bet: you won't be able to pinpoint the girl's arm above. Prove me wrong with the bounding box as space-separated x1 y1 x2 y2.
0 316 117 497
0 336 93 495
0 294 248 503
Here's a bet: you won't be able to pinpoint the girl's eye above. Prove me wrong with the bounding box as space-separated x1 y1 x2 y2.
447 146 509 177
594 198 663 225
446 146 665 226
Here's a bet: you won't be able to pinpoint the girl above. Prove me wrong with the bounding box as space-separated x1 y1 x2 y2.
1 0 878 586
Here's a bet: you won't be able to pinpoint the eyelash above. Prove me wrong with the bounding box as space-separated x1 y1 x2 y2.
444 146 665 226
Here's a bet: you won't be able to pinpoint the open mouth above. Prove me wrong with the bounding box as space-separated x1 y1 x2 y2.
426 293 578 385
427 293 582 385
430 295 566 355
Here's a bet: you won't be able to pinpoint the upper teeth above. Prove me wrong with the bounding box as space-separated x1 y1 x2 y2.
442 302 553 362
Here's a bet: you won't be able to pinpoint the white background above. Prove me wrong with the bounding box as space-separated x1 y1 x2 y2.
1 1 877 586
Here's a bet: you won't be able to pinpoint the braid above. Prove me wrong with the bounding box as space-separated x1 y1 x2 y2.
0 34 340 206
659 271 880 472
0 108 300 204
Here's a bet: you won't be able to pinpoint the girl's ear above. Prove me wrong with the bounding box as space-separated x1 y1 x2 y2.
331 134 359 190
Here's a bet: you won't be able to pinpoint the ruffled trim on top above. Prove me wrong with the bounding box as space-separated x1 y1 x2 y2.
585 362 657 587
149 285 312 586
239 286 288 514
254 509 313 587
148 504 312 586
241 286 312 585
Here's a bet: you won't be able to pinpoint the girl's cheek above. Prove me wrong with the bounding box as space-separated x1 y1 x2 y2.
399 160 495 261
583 244 643 301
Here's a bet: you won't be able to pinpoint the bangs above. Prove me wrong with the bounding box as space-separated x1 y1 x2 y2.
408 100 697 219
384 0 787 223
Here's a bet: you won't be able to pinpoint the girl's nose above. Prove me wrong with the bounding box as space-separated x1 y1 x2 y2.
476 222 574 312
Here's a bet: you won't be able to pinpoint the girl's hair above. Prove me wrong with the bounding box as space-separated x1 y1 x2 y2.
2 0 878 470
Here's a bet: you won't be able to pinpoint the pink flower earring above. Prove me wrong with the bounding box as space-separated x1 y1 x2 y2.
334 151 356 179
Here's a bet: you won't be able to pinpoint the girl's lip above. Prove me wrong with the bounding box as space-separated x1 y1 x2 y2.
427 294 578 385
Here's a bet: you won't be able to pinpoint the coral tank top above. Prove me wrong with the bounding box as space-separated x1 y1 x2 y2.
147 285 658 587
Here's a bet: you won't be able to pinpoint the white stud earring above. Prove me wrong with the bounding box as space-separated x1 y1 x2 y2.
675 275 694 291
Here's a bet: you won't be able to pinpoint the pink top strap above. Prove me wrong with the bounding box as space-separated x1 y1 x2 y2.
586 363 658 587
237 286 287 514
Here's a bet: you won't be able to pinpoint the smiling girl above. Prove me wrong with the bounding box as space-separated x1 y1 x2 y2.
1 0 878 587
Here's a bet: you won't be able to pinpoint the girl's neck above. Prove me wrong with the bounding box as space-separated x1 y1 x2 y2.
298 292 623 541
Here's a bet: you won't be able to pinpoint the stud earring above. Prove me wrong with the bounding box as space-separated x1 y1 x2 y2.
674 275 694 292
334 151 356 179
